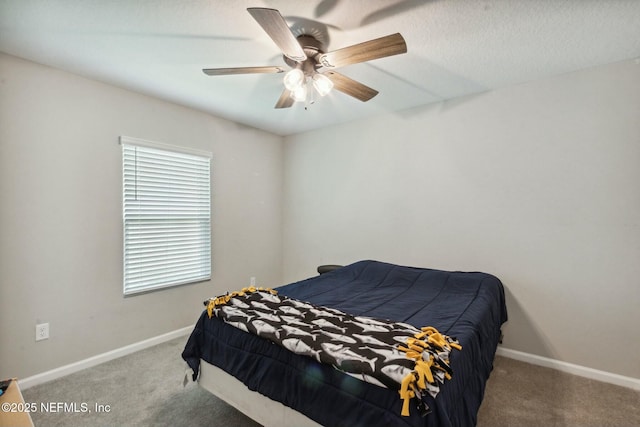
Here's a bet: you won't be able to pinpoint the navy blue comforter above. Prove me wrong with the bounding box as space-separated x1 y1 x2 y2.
182 260 507 427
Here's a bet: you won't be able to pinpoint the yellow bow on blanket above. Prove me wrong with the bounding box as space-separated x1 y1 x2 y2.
397 326 462 417
206 287 278 318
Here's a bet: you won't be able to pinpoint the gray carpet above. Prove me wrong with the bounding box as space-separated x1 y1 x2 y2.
22 338 259 427
477 356 640 427
21 337 640 427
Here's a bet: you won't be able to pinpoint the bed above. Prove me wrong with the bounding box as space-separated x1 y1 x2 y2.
182 260 507 427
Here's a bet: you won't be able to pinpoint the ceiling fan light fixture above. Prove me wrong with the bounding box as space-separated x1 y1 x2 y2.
312 73 333 96
283 68 305 91
202 8 409 110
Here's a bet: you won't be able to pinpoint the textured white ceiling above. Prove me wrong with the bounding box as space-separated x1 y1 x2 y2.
1 0 639 135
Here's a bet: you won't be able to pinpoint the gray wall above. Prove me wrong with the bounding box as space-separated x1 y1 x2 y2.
282 59 640 378
0 53 284 379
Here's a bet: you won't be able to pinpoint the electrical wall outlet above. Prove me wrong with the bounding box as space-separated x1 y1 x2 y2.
36 323 49 341
250 277 256 286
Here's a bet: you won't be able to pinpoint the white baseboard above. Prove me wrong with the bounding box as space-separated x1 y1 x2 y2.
496 347 640 391
18 326 193 390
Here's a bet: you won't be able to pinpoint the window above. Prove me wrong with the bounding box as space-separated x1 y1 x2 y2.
121 136 211 295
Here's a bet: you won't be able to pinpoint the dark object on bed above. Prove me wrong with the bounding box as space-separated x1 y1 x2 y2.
317 264 344 275
183 260 507 427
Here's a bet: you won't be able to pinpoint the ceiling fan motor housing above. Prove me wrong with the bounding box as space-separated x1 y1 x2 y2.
284 35 324 75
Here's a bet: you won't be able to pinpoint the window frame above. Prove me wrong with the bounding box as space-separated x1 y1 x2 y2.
120 136 212 296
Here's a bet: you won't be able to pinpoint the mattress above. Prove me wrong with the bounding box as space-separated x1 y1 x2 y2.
182 260 507 427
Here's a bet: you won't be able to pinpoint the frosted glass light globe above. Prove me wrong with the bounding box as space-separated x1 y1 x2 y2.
283 69 305 91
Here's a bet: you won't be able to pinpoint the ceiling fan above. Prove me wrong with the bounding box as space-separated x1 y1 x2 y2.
202 7 407 108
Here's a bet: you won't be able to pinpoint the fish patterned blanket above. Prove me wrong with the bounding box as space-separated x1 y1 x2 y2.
205 287 461 416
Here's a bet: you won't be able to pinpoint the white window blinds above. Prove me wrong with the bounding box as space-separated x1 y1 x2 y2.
121 137 211 295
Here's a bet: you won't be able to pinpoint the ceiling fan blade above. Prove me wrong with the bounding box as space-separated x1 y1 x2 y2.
203 66 286 76
323 71 378 102
275 89 294 109
247 8 307 62
317 33 407 68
